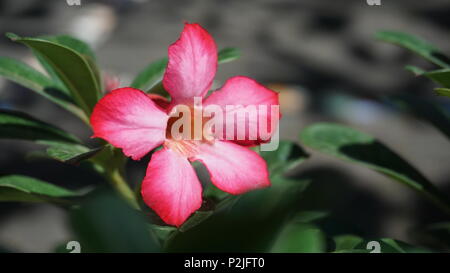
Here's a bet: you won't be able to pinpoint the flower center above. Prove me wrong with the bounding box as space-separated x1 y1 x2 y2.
164 104 213 157
165 105 212 141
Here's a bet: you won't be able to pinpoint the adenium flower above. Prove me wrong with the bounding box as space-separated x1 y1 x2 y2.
90 23 280 227
102 71 120 93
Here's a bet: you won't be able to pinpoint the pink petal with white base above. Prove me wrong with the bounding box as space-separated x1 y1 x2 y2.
90 87 168 160
204 76 280 145
191 140 270 195
141 148 203 227
163 23 217 103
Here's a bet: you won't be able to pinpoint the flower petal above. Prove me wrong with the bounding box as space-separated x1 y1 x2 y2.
90 87 168 160
141 148 203 227
191 140 270 195
163 23 217 103
203 76 280 146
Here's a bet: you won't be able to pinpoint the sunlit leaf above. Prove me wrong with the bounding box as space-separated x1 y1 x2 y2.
435 88 450 98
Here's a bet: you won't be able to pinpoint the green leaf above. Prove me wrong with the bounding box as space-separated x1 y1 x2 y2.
386 95 450 140
40 35 96 60
259 140 309 177
435 88 450 98
300 123 450 214
376 31 450 68
35 35 98 92
293 210 329 224
0 57 84 118
405 65 426 76
70 190 160 252
333 236 431 253
358 238 431 253
150 224 178 244
271 223 326 253
179 210 214 232
44 142 103 164
0 109 80 143
0 175 77 202
7 33 101 115
423 69 450 88
333 234 364 252
218 47 240 64
131 58 167 90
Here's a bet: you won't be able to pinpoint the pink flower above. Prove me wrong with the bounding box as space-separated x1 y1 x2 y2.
90 23 280 227
102 71 120 93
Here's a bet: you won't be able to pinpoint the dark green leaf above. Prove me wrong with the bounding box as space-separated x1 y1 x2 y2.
376 31 450 68
300 123 450 214
357 238 431 253
333 234 364 252
0 175 76 197
0 109 80 143
424 222 450 248
0 57 84 118
44 142 103 164
7 33 101 115
34 35 98 93
0 175 77 202
218 47 240 64
70 190 160 252
259 140 309 177
39 35 96 60
151 224 178 244
271 223 326 253
131 58 167 90
386 95 450 140
179 210 214 232
293 210 329 224
435 88 450 97
424 69 450 88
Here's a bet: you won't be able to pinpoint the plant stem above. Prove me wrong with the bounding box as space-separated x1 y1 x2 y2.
106 167 139 210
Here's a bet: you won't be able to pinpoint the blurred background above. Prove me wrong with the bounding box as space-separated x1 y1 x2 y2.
0 0 449 252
